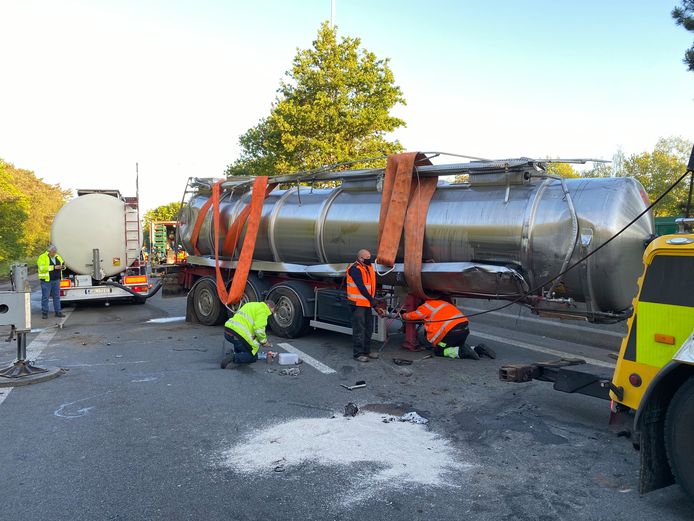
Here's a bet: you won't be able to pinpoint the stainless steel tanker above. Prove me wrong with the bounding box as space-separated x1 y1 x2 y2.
177 159 655 320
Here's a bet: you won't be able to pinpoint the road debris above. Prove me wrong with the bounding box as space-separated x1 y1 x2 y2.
279 367 301 376
340 380 366 391
393 354 432 366
381 411 429 425
344 403 359 417
401 411 429 425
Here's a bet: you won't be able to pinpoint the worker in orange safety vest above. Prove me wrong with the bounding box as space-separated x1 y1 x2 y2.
400 299 495 359
345 249 382 362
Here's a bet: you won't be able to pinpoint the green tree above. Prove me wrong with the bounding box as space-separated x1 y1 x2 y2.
622 137 692 216
673 1 694 72
544 162 580 178
226 22 406 177
0 170 29 263
0 159 69 258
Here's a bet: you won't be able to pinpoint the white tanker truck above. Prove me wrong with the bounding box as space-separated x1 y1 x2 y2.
51 189 161 304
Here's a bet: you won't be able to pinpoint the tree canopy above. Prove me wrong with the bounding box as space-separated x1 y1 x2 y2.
226 22 406 177
673 1 694 72
0 159 69 263
0 170 29 263
619 137 692 216
544 162 580 178
143 201 182 226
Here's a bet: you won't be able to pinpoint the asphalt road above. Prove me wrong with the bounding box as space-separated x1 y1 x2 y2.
0 291 691 521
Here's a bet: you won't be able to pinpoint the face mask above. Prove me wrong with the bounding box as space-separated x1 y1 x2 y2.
362 258 373 266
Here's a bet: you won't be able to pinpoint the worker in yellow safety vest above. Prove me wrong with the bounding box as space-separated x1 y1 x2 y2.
400 299 495 360
221 300 276 368
346 248 382 362
37 245 66 319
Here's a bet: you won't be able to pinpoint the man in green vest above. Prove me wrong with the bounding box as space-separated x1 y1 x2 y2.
37 245 66 319
221 300 276 368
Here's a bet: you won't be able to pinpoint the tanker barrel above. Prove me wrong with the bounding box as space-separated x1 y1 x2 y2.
179 164 654 315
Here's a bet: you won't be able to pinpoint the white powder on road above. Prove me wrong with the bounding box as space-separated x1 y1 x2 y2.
221 411 472 505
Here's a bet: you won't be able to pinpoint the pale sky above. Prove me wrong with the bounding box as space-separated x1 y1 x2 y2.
2 0 693 212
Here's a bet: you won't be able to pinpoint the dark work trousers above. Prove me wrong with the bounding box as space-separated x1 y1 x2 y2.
351 305 373 358
224 329 257 364
440 323 470 347
432 323 470 356
418 322 470 349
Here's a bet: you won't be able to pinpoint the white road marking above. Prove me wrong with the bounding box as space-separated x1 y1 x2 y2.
146 316 185 324
0 309 72 407
464 305 625 338
472 331 616 369
277 342 336 374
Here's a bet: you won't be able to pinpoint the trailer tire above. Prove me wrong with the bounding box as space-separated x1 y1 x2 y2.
266 283 312 338
229 274 271 310
665 376 694 502
193 278 227 326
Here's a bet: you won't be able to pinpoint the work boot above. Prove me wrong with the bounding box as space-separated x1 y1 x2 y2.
55 312 66 318
355 355 369 363
367 352 379 359
42 313 48 319
220 356 234 369
474 343 496 359
461 344 480 360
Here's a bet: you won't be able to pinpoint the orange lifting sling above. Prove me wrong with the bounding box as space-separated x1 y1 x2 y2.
189 177 274 306
212 176 274 306
376 152 436 300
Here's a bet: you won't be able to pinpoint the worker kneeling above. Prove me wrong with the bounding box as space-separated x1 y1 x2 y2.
221 300 275 368
400 299 495 359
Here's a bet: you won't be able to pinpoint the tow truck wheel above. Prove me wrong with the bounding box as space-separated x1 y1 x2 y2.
665 376 694 501
193 278 226 326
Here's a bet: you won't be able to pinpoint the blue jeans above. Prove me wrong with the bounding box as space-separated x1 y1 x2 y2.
224 329 257 364
41 280 62 315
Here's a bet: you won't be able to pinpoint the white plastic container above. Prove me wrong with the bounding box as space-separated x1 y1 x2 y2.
278 353 299 365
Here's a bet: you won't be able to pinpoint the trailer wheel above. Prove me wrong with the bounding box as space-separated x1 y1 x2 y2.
665 376 694 501
266 283 311 338
193 278 226 326
226 274 271 316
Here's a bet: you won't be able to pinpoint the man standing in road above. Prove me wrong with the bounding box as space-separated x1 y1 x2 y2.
346 249 381 363
37 245 66 319
400 298 495 359
221 300 276 368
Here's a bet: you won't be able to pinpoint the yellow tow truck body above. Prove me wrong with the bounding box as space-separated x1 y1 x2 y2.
610 233 694 498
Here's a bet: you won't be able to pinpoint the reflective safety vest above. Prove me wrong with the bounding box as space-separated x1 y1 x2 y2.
346 262 376 307
37 251 65 282
224 301 272 355
402 300 468 346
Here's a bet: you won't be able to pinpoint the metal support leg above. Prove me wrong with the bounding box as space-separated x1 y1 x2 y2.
402 294 422 352
0 332 49 378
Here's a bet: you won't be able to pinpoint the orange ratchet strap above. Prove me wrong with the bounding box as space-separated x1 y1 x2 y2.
212 176 271 306
376 152 435 299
